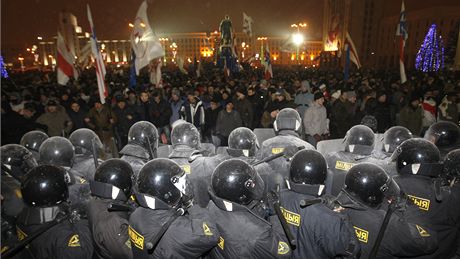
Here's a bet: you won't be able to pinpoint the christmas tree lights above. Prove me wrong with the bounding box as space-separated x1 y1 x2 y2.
415 24 445 72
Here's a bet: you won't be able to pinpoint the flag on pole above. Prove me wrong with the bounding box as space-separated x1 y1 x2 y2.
344 43 351 81
243 12 253 37
396 0 408 83
131 1 164 75
87 4 108 104
263 44 273 80
129 50 137 89
57 31 78 85
344 32 361 69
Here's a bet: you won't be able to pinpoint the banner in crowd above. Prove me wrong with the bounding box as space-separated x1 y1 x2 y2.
87 4 108 104
131 1 164 75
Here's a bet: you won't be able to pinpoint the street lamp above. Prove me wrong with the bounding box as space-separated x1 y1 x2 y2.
291 22 307 63
159 38 169 64
257 37 268 63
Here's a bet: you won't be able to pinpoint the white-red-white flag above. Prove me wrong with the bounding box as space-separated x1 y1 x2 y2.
131 1 164 75
396 0 408 83
344 32 361 69
56 31 77 85
87 4 108 104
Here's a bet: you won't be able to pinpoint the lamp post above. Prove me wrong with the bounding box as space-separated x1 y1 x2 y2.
291 23 307 64
257 37 267 64
159 37 169 65
18 57 25 71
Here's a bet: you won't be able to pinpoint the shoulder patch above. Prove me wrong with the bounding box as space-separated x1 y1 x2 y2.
407 195 430 211
128 226 144 250
202 222 213 236
277 241 290 255
16 226 27 241
218 236 224 250
181 165 191 174
415 225 430 237
68 234 81 247
335 161 355 171
353 226 369 243
271 147 284 154
280 207 301 227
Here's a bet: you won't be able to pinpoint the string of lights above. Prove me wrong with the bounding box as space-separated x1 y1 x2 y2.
415 24 445 72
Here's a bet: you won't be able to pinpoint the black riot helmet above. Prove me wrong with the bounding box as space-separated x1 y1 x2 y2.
171 122 201 150
128 121 159 158
1 144 38 180
390 138 441 176
20 130 49 152
344 125 375 155
137 158 193 207
344 163 400 208
39 136 75 167
443 149 460 179
424 121 460 148
21 165 69 207
274 108 302 134
382 126 413 153
69 128 103 155
91 159 133 200
289 149 327 185
228 127 259 157
211 159 264 205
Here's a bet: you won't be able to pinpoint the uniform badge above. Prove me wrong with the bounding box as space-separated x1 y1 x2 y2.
407 195 430 211
128 226 144 250
277 241 290 255
218 236 225 250
416 225 430 237
353 226 369 243
271 147 284 154
335 161 355 171
68 234 81 247
280 207 301 227
202 222 213 236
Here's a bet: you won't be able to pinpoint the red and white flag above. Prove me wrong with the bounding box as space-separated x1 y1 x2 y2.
344 32 361 69
396 0 408 83
87 5 108 104
56 31 77 85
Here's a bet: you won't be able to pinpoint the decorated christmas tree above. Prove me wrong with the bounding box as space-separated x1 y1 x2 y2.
415 24 445 72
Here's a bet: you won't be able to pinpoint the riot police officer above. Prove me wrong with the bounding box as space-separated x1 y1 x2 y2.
169 122 221 207
39 136 91 216
279 149 360 258
424 121 460 158
335 162 438 258
120 121 159 178
129 158 219 258
325 125 375 196
9 165 93 258
207 159 291 258
258 108 315 183
20 130 49 161
372 126 413 176
217 127 282 194
69 128 104 180
392 138 460 258
443 149 460 184
87 159 134 259
1 144 37 249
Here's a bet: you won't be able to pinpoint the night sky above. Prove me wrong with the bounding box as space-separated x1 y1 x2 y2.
2 0 324 50
2 0 459 60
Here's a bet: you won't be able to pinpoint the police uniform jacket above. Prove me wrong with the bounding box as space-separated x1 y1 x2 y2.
278 182 360 259
206 190 292 259
129 195 219 259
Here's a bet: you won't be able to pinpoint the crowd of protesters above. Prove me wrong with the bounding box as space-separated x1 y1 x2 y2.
2 63 459 148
